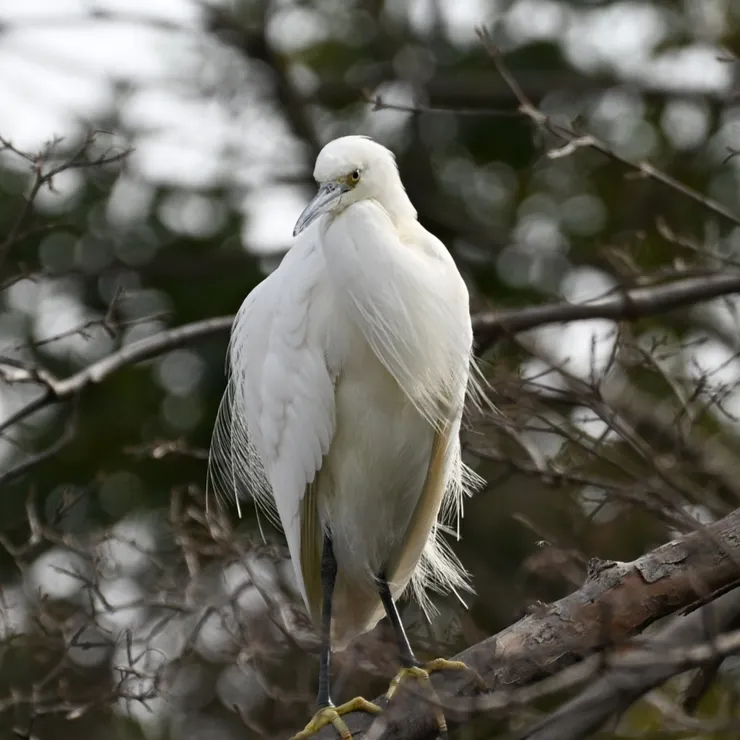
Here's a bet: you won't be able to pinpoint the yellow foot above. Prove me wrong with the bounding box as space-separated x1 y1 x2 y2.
424 658 488 691
291 697 382 740
386 659 488 738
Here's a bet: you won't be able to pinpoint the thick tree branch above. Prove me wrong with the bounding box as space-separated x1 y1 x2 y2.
309 504 740 739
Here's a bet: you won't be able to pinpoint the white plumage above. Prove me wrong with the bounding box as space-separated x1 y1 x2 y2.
209 135 483 650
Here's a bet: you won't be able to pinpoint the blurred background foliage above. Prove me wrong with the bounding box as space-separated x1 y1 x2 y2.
1 0 740 738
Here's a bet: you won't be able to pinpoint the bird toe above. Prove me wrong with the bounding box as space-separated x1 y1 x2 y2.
385 665 449 738
423 657 489 692
384 658 488 739
290 697 382 740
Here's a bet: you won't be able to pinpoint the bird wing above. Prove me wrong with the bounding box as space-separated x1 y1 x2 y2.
385 422 453 589
208 234 340 610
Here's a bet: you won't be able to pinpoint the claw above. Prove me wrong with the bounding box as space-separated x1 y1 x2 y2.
291 697 382 740
385 659 488 739
423 658 489 692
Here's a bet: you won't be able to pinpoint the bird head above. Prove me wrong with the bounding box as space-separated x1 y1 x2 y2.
293 136 416 237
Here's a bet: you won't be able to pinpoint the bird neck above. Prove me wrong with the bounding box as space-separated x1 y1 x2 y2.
377 183 417 229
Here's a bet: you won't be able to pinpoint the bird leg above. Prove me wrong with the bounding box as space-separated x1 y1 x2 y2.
378 575 487 739
292 536 382 740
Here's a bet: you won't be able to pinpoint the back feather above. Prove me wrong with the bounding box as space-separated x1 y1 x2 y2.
207 294 279 532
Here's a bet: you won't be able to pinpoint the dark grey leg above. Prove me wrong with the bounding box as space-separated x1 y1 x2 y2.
317 534 337 708
378 572 420 669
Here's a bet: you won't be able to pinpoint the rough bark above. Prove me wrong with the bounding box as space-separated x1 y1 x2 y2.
308 505 740 739
523 588 740 740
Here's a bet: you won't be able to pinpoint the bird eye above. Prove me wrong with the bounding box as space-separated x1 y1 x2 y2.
350 169 360 183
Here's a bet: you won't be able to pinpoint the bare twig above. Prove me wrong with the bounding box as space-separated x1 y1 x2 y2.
363 91 519 118
0 399 79 487
0 131 131 270
476 29 740 231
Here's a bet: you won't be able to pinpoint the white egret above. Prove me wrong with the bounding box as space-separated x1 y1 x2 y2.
210 135 486 738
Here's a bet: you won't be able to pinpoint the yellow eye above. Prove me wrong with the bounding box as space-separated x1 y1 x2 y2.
349 169 360 184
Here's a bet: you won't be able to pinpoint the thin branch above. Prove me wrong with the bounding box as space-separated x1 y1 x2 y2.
476 29 740 231
363 91 520 118
474 273 740 352
0 399 79 487
0 316 233 438
0 131 131 270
